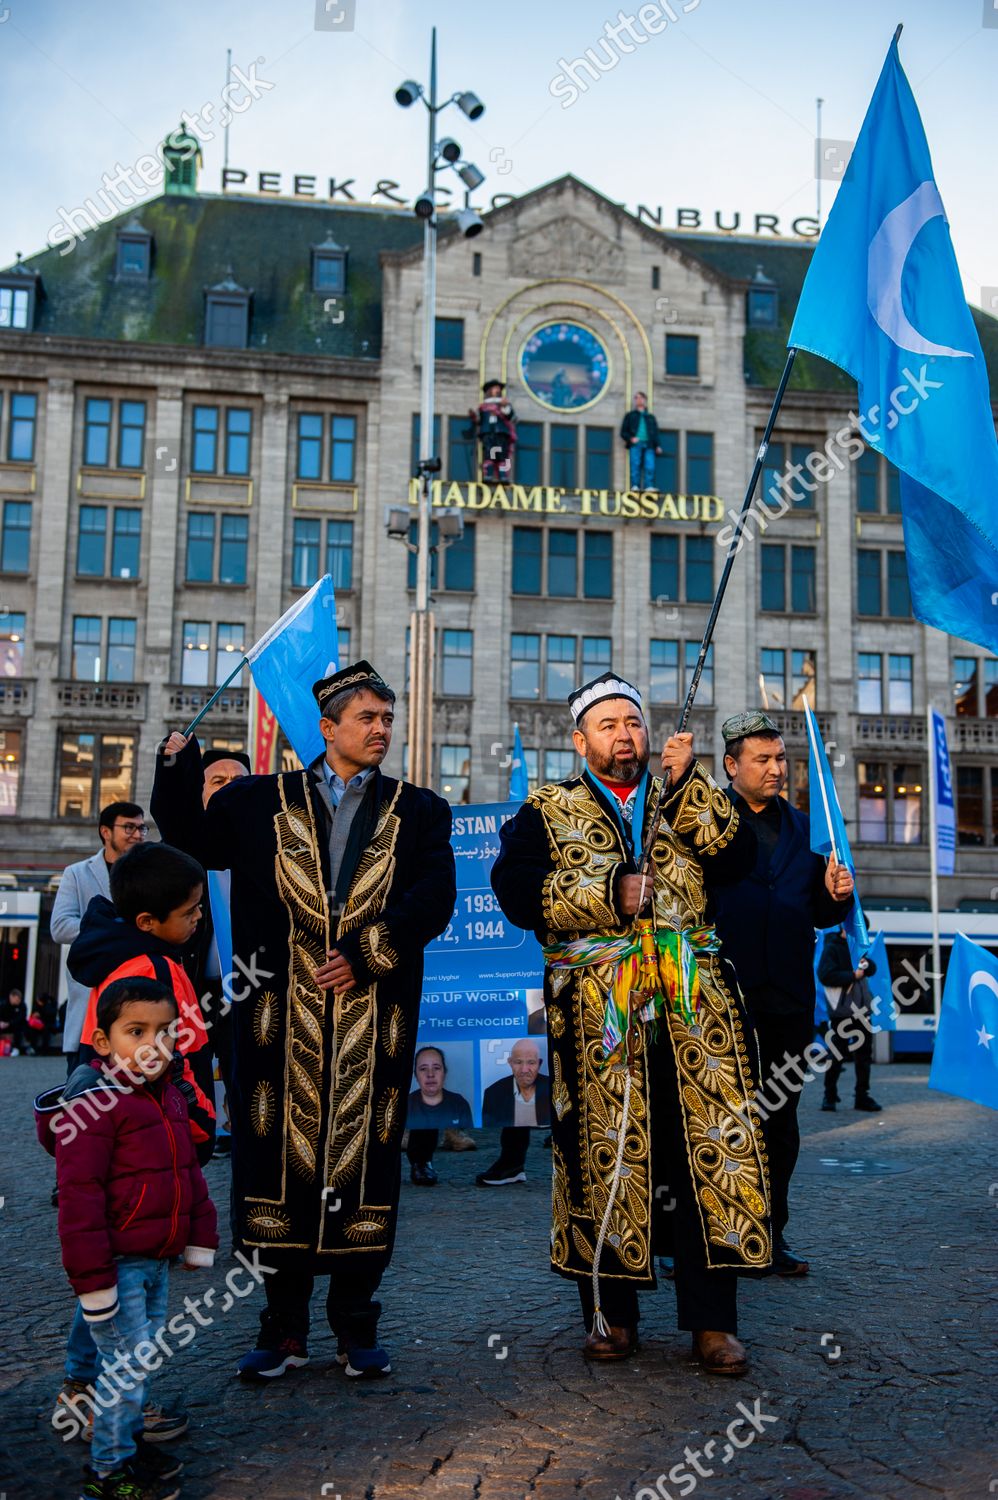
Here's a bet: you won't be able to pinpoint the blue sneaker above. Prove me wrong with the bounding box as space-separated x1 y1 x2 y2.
237 1335 309 1381
337 1343 392 1379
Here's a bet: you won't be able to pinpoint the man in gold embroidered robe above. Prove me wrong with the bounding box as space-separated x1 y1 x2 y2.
152 662 455 1379
491 671 771 1375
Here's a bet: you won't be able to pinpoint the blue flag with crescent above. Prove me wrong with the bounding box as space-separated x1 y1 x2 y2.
509 723 529 801
804 700 869 966
928 934 998 1111
246 574 339 769
789 36 998 658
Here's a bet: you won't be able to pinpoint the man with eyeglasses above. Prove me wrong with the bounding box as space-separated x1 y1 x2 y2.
50 801 147 1074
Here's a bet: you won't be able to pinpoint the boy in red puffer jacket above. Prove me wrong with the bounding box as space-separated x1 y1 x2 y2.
35 976 218 1500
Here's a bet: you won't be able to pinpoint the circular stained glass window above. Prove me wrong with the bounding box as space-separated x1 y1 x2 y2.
519 322 610 412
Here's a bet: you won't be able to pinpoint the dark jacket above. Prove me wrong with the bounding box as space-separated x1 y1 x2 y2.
482 1072 551 1128
35 1060 218 1309
620 408 661 447
68 897 216 1160
709 792 853 1017
817 930 877 990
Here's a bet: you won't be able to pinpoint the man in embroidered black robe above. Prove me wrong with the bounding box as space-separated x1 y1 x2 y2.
152 662 455 1380
491 671 771 1376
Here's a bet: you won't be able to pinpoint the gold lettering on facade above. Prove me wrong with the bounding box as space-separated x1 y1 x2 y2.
407 480 725 524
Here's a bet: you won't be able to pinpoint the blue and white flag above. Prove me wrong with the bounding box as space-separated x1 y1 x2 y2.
865 930 896 1033
929 707 955 878
789 35 998 657
246 575 339 768
509 723 529 802
804 699 869 965
928 934 998 1111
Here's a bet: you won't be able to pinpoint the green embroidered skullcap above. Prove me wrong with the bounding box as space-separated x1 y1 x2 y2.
720 710 781 743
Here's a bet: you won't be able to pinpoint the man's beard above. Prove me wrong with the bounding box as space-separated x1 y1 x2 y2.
588 743 649 783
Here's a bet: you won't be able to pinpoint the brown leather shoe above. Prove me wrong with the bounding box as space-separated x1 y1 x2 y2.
441 1128 477 1152
693 1330 748 1377
583 1324 638 1361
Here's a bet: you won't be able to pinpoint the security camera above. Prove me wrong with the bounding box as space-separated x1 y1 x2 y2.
437 137 462 164
414 193 436 220
395 80 423 107
455 207 484 239
456 90 485 120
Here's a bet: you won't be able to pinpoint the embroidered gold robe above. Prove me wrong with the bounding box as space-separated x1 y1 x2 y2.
151 738 456 1272
491 763 771 1285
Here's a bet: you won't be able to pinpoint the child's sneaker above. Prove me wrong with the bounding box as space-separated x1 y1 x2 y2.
127 1438 183 1483
237 1334 309 1380
53 1377 95 1442
78 1464 180 1499
338 1342 392 1379
140 1403 188 1442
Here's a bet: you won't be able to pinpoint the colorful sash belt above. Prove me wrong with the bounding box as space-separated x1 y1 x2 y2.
543 921 721 1066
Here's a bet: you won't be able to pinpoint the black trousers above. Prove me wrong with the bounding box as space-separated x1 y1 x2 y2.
406 1128 437 1165
578 1033 738 1335
751 1010 815 1240
825 1018 873 1100
263 1262 384 1348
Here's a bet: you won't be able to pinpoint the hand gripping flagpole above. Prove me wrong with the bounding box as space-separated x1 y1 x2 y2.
182 657 249 739
588 347 798 1340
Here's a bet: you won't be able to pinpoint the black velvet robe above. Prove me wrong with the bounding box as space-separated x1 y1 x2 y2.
151 738 455 1273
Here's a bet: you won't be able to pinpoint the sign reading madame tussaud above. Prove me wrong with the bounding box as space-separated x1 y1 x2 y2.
406 479 725 522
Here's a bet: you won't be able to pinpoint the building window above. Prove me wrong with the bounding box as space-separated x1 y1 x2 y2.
439 744 471 803
219 514 249 584
0 727 22 815
447 415 476 481
181 621 211 685
224 408 252 476
548 530 577 597
953 656 977 716
666 334 699 378
326 520 354 590
84 398 112 466
110 507 141 579
7 393 37 462
650 534 679 602
550 426 577 489
1 500 30 573
584 427 613 489
434 318 464 361
443 519 474 591
312 242 346 293
685 536 713 603
763 441 815 511
0 610 25 676
957 766 985 846
791 545 816 613
761 544 815 613
192 406 219 473
583 531 612 599
792 649 816 707
512 526 542 595
856 449 902 513
511 633 540 698
857 548 910 617
761 544 785 612
857 653 882 713
117 401 146 469
216 623 245 685
296 412 356 482
106 617 136 681
440 629 472 695
186 512 216 582
72 615 102 681
116 231 151 279
57 732 136 819
516 422 542 485
684 641 713 705
472 251 482 277
858 761 923 844
330 415 356 481
888 654 913 712
857 549 881 616
759 648 786 709
0 286 30 329
337 625 351 662
546 635 576 700
886 551 911 617
686 432 713 491
297 414 322 480
581 636 611 681
655 430 678 493
545 749 578 782
650 639 679 704
204 290 250 349
747 280 778 327
292 518 321 589
77 506 107 576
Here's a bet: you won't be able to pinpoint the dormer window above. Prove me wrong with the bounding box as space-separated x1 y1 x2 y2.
0 256 41 331
116 221 153 280
204 270 252 349
747 264 778 328
311 235 347 294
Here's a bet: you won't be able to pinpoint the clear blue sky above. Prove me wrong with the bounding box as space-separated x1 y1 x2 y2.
1 0 996 302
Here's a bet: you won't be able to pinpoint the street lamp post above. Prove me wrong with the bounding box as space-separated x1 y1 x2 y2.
395 30 484 788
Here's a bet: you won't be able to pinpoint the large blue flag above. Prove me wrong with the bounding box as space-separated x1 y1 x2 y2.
928 934 998 1111
246 575 339 768
804 700 869 964
789 36 998 657
509 723 529 801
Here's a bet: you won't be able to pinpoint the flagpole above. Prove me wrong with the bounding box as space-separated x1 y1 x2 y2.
638 348 798 869
182 656 248 738
926 703 942 1025
804 700 841 865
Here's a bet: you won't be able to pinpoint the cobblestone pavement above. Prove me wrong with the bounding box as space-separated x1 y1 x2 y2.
1 1057 996 1500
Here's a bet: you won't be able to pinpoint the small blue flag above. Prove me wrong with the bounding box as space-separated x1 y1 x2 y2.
788 36 998 658
865 930 896 1033
246 575 339 768
207 870 233 999
804 700 869 965
928 934 998 1111
510 723 528 801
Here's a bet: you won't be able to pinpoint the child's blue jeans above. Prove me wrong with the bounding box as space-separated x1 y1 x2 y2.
86 1256 169 1476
